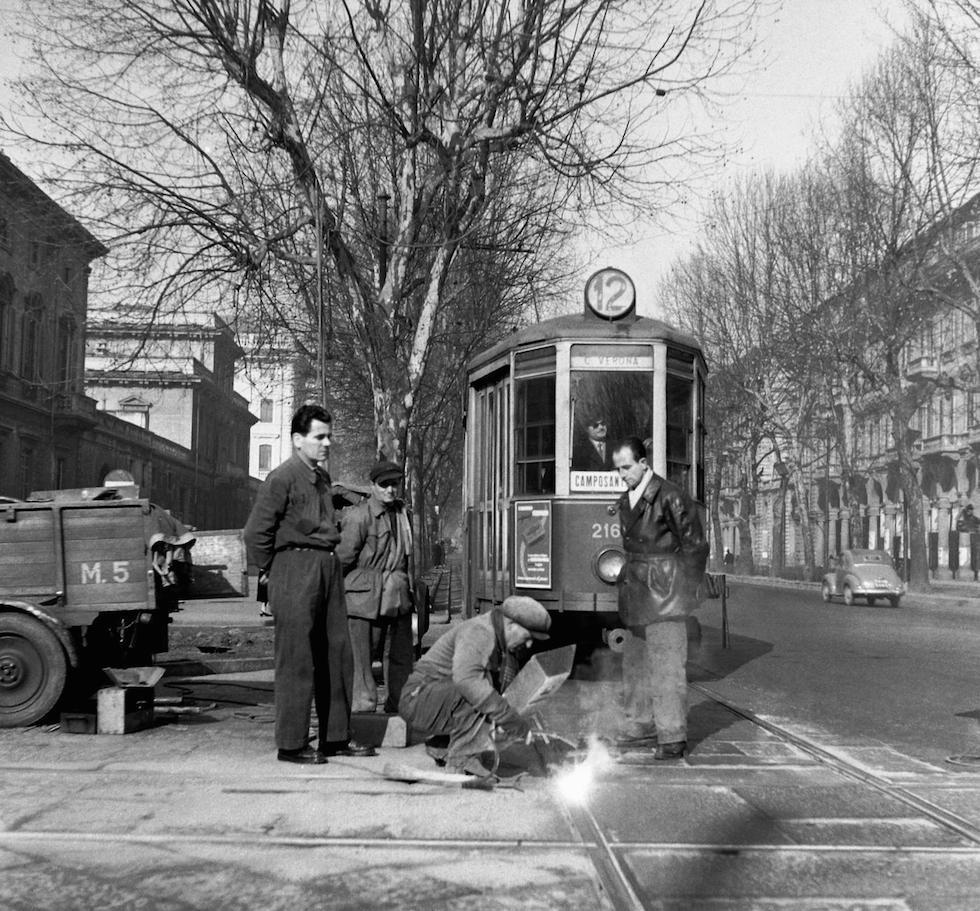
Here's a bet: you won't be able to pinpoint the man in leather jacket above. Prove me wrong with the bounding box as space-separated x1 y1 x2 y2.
611 436 709 760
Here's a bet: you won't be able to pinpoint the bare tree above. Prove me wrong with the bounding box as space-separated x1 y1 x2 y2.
666 168 845 580
3 0 759 493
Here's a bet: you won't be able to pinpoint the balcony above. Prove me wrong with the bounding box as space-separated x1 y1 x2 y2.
917 432 971 457
906 355 939 379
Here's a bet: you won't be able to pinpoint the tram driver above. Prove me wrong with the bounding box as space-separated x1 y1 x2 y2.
572 412 614 471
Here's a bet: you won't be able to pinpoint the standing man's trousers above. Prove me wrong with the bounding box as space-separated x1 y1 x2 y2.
270 549 353 750
348 612 414 714
622 618 688 744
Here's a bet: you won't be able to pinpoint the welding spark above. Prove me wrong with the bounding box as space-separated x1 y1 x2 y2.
552 735 613 805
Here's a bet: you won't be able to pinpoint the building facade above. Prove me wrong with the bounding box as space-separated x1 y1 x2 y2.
85 314 258 529
718 195 980 581
1 152 257 529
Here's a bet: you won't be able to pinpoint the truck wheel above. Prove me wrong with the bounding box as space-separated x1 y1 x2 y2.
843 585 855 606
0 614 68 728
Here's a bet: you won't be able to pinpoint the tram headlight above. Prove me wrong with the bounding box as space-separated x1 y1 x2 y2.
594 547 626 584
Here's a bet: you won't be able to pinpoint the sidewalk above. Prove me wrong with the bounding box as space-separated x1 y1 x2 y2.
4 615 980 908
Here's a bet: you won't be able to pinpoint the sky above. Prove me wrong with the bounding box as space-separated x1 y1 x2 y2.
0 0 911 318
576 0 912 317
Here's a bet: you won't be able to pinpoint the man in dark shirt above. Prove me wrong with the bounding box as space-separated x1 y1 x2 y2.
244 404 375 764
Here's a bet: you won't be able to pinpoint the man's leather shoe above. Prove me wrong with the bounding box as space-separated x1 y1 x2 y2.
612 725 658 747
277 747 327 764
320 739 377 758
654 741 686 760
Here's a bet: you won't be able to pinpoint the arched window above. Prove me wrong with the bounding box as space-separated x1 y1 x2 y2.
20 294 43 383
57 315 76 388
0 273 14 369
258 444 272 471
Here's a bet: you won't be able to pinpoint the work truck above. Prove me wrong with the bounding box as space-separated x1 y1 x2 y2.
0 488 244 727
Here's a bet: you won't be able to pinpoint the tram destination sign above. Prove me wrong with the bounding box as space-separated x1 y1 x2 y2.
515 500 552 589
571 470 628 494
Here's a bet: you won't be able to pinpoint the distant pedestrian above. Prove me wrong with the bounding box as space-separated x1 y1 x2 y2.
398 596 549 779
724 549 735 567
956 504 979 534
337 460 415 715
611 436 709 760
244 404 375 765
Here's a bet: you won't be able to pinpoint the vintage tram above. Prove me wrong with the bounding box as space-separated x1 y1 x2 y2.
462 268 707 638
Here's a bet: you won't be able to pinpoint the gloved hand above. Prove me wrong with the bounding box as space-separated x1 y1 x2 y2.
494 710 531 741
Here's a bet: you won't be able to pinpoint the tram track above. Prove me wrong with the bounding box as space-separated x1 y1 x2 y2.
689 681 980 846
4 681 980 909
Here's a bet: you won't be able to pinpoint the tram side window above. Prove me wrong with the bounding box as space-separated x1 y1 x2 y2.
666 367 693 489
515 375 555 494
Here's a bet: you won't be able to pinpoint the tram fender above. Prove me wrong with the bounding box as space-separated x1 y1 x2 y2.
604 617 702 653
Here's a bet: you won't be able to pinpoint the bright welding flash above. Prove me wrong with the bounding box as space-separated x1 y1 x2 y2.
553 735 613 805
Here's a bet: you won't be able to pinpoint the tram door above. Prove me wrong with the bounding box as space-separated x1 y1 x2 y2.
465 369 511 610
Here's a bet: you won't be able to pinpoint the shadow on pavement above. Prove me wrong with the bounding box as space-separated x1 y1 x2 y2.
688 624 774 683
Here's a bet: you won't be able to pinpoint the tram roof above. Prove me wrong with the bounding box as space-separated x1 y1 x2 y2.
468 312 706 374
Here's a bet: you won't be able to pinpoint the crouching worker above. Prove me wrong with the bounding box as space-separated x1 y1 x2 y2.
398 596 550 778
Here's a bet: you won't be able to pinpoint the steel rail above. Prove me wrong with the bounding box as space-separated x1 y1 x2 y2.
691 681 980 846
3 828 980 856
557 798 647 911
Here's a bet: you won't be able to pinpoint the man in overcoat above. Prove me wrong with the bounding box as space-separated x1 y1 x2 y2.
337 460 415 714
244 404 375 764
611 436 709 760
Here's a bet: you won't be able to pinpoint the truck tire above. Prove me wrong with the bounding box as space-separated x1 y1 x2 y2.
0 613 68 728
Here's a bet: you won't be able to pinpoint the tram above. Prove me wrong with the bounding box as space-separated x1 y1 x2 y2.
462 267 707 638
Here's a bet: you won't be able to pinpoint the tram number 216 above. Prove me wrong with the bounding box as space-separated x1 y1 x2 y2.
591 522 621 539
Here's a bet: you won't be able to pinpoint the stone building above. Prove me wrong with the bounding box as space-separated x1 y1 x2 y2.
0 152 108 494
85 313 257 529
1 151 257 529
718 194 980 581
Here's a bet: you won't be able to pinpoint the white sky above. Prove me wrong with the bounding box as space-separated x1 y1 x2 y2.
578 0 911 316
0 0 911 316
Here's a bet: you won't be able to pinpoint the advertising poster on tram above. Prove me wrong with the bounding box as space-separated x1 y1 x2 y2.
515 500 552 589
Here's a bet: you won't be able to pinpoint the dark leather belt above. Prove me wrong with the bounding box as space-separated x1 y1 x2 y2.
281 545 335 553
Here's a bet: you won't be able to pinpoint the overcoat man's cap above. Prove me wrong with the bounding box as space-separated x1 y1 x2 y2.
370 461 404 485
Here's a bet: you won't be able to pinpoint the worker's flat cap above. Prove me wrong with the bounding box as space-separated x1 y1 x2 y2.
370 461 404 485
500 595 551 640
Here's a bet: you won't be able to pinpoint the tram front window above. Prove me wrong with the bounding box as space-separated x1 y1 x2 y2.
516 375 555 494
571 371 653 479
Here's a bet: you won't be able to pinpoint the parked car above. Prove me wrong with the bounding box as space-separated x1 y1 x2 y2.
821 549 905 607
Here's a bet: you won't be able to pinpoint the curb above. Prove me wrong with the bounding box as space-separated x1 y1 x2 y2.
723 574 979 609
159 657 274 678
